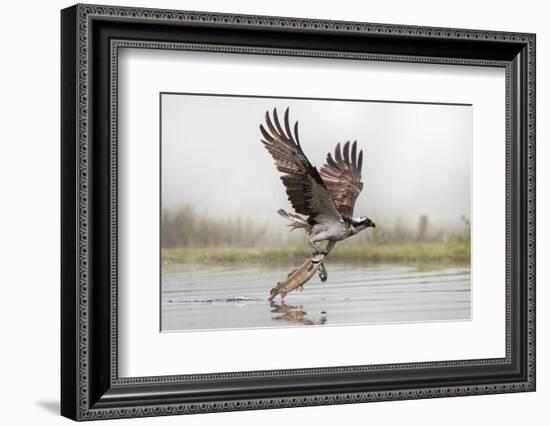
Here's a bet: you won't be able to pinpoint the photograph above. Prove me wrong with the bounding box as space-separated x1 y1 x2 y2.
160 93 472 332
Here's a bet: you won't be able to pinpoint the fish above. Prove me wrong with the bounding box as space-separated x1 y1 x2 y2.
268 253 326 301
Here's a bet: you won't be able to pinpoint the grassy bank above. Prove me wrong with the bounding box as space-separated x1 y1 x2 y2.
162 240 470 265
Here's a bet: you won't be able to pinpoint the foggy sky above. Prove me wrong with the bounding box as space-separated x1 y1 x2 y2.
161 94 471 230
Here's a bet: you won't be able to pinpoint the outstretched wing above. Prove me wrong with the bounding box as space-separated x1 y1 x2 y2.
260 108 342 223
319 141 364 218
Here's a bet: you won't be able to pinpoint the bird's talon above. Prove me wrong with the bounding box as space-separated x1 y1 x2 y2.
319 271 328 282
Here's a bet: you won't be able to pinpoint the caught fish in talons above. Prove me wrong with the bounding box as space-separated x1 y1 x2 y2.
268 253 327 302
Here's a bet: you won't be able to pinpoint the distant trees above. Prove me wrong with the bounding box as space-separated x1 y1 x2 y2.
161 206 470 249
418 215 429 241
161 206 271 248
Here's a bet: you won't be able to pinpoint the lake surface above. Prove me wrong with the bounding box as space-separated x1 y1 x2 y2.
161 263 470 332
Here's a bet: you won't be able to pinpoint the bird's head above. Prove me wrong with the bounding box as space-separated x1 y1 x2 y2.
351 216 376 232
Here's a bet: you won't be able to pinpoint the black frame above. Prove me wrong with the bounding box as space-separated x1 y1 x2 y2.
61 4 536 421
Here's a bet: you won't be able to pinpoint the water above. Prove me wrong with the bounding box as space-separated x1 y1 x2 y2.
161 263 470 332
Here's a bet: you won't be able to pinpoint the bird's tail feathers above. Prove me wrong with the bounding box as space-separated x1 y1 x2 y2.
277 209 311 232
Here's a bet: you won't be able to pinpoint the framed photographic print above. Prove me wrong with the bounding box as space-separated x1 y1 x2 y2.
61 4 536 421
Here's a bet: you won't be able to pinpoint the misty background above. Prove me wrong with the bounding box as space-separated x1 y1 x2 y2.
161 93 471 251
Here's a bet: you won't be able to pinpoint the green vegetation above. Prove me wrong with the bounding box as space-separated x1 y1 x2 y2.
162 240 470 265
161 206 470 265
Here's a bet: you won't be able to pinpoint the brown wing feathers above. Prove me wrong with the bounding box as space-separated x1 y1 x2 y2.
320 141 364 218
260 108 340 220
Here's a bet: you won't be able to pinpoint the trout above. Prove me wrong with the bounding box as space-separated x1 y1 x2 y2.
268 253 326 301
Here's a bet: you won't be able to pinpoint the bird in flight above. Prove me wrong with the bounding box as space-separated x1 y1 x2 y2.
260 107 376 264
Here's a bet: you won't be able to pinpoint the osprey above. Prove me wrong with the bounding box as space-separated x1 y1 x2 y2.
260 107 376 261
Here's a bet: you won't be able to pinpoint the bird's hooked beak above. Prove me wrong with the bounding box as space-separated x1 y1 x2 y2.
367 218 376 228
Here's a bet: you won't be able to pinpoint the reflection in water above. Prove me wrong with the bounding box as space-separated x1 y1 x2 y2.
270 301 327 326
161 264 470 332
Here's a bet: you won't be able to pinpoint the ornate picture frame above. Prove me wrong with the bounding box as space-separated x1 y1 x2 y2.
61 4 535 421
